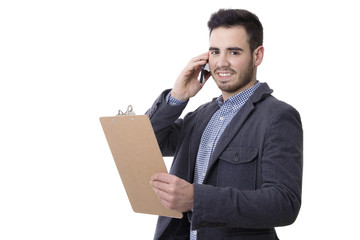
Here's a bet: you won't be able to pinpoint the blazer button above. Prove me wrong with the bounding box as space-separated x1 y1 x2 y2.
234 154 239 162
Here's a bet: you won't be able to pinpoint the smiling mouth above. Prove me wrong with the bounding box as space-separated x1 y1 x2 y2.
216 72 233 81
219 73 231 77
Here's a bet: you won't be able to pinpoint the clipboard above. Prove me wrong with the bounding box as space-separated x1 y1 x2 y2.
100 106 183 219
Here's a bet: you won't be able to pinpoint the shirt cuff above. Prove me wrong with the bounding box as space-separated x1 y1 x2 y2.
166 91 188 106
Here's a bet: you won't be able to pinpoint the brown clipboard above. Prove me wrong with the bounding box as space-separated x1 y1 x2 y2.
100 110 183 219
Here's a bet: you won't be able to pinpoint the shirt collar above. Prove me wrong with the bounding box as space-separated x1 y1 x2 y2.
216 81 261 108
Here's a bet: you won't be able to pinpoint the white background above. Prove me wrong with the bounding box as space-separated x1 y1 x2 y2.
1 0 359 239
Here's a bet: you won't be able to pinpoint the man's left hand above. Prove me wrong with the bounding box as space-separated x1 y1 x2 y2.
150 173 193 213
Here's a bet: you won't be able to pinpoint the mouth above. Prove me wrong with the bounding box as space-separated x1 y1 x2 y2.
216 71 233 81
218 73 231 77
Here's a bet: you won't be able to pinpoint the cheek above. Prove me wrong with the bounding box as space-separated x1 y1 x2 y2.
231 59 251 72
208 59 219 74
208 59 215 71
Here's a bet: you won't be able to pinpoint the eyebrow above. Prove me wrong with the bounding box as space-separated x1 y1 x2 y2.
209 47 244 52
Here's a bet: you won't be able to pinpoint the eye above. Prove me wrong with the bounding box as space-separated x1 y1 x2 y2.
210 50 219 55
230 51 240 55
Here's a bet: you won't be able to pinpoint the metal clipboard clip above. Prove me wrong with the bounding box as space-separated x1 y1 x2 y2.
117 105 135 116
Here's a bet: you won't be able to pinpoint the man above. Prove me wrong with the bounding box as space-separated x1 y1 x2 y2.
147 9 303 240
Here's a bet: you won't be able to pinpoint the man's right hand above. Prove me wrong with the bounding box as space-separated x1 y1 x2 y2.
170 52 210 101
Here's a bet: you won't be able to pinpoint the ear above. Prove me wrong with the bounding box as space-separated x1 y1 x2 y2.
253 46 264 67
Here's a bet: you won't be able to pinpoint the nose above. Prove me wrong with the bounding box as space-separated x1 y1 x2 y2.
216 53 230 68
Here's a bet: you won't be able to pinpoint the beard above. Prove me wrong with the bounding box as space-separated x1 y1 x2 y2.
213 60 255 95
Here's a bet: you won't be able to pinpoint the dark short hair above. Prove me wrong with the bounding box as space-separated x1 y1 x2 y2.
208 9 263 52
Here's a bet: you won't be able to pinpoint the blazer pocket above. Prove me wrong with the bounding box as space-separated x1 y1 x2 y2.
217 147 258 190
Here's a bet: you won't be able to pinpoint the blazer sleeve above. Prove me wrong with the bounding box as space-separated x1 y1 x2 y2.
191 104 303 229
146 89 187 157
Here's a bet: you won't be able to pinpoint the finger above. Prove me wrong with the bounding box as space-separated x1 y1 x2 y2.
153 187 175 202
192 52 209 62
194 60 208 69
159 198 178 211
189 53 209 70
150 179 170 192
151 172 174 184
151 182 178 206
187 60 208 81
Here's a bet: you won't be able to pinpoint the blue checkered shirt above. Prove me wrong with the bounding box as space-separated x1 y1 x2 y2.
167 82 260 240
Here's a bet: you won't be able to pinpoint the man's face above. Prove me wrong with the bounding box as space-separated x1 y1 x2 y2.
209 26 257 100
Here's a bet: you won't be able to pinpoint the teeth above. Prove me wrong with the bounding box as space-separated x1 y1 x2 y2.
219 73 231 77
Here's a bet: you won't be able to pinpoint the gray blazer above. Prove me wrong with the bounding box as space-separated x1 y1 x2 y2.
146 83 303 240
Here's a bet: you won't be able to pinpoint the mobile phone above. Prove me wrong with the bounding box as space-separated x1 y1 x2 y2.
200 61 210 84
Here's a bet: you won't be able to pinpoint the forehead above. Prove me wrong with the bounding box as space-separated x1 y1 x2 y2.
209 26 250 50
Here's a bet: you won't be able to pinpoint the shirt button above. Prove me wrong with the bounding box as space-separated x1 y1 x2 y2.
209 143 213 147
220 117 224 121
202 172 206 177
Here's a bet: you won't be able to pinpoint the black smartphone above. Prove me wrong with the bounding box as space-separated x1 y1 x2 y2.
200 62 210 84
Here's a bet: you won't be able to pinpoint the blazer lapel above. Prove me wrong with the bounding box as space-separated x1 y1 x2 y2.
188 100 219 182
